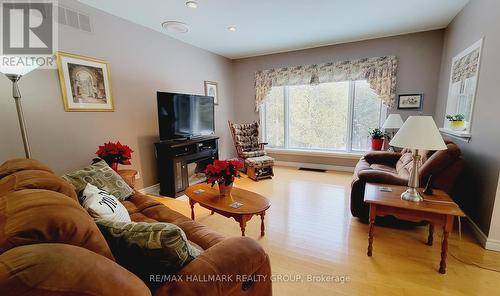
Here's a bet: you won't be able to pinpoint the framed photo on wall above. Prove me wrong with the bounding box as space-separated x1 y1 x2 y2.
397 94 423 110
56 51 114 112
204 80 219 105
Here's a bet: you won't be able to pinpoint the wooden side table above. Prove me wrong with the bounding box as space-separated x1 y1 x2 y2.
118 169 137 189
364 183 465 274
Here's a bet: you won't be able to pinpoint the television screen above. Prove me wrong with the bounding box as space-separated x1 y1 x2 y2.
157 92 215 140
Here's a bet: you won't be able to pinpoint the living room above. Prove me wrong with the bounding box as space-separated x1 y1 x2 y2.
1 0 499 295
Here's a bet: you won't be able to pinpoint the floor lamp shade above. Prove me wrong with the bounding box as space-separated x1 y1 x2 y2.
389 116 446 151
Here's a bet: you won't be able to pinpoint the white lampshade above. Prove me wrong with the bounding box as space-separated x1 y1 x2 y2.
390 116 446 151
382 114 404 129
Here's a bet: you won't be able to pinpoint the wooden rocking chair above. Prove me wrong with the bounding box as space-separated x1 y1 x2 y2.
228 121 274 181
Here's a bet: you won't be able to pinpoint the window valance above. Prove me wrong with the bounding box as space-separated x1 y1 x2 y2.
254 56 398 111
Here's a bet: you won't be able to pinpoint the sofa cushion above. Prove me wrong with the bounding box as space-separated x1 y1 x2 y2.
245 156 274 168
0 170 78 201
81 183 131 222
241 150 266 158
231 122 260 152
0 158 53 180
0 189 114 260
369 164 397 174
62 159 133 201
0 243 150 296
96 219 201 287
419 141 461 178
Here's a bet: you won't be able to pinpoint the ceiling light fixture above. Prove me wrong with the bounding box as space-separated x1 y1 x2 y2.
162 21 190 33
185 1 198 9
228 26 236 32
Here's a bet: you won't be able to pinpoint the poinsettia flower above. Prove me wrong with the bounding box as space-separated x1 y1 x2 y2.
205 159 242 187
95 141 134 166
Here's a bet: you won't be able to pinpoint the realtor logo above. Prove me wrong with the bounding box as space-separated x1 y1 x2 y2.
1 1 54 55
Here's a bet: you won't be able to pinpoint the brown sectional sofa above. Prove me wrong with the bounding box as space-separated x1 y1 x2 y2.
351 140 464 221
0 159 272 296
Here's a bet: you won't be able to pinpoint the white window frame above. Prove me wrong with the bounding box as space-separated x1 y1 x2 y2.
260 80 387 153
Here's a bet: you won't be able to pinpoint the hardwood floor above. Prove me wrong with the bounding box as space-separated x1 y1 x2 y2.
151 166 500 296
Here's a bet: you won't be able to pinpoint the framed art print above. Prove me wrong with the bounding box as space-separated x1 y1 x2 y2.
56 52 114 112
204 80 219 105
397 94 423 110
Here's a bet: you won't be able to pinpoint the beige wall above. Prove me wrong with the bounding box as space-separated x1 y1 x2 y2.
232 30 444 165
0 0 236 189
435 0 500 235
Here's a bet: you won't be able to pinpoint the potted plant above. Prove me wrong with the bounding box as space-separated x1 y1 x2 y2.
205 160 243 196
368 128 385 151
95 141 134 171
445 114 465 131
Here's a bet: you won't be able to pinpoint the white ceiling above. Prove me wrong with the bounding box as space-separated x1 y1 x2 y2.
79 0 469 59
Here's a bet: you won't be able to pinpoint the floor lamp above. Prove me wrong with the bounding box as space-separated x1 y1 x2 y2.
1 65 39 159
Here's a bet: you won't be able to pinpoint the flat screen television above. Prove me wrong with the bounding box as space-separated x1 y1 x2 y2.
157 92 215 140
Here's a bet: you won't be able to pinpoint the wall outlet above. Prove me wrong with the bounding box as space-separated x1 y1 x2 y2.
136 171 141 180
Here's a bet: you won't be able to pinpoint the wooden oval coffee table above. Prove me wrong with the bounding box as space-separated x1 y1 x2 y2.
185 183 271 237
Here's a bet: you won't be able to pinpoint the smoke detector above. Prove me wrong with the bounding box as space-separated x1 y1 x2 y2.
162 21 190 33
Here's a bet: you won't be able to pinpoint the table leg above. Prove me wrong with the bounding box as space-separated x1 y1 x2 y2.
260 212 266 236
439 215 454 274
427 223 434 246
239 218 247 237
189 199 195 220
367 204 376 257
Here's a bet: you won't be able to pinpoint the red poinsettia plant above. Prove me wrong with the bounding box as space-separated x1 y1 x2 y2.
95 142 134 167
205 160 243 186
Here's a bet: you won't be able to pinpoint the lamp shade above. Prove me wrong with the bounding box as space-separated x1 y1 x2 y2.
0 64 39 76
382 114 404 129
389 116 446 151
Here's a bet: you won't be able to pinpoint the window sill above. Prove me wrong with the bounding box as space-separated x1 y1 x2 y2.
265 148 364 159
439 128 471 143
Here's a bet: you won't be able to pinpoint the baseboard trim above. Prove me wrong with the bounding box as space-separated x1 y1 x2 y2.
485 238 500 252
275 160 354 173
465 216 488 247
138 183 160 195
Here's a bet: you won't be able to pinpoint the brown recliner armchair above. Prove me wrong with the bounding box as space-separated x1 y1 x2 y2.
0 159 272 296
351 140 464 221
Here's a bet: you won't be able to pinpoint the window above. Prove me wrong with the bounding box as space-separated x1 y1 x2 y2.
261 80 386 153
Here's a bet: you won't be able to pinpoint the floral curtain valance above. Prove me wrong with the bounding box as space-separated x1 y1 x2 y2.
254 56 398 111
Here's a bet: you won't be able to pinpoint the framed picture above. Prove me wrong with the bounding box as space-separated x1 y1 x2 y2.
56 51 114 112
397 94 423 110
204 81 219 105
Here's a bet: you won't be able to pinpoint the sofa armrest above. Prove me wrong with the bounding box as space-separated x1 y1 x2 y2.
0 243 151 296
363 151 401 166
357 170 408 186
155 237 272 296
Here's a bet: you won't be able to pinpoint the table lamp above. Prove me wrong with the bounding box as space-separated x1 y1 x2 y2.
1 64 39 158
382 114 404 150
389 116 446 202
382 114 404 130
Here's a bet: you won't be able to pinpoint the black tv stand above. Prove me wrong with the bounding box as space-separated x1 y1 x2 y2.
155 135 219 197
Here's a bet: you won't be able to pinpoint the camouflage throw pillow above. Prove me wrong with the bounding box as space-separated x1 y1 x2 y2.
95 219 201 288
62 160 133 201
